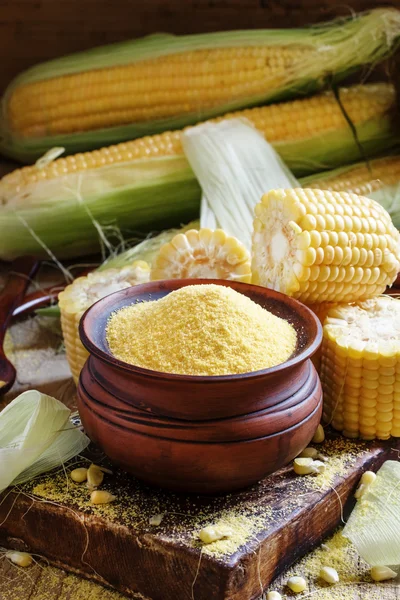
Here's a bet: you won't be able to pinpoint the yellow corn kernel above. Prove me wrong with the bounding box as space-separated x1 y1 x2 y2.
90 490 116 505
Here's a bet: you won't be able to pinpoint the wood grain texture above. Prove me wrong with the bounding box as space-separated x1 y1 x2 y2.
1 440 399 600
0 0 399 93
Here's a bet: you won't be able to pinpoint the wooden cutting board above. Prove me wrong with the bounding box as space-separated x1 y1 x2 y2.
1 434 399 600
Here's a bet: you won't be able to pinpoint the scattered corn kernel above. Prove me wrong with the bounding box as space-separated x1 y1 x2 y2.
370 566 397 582
320 566 340 584
70 467 88 483
86 464 104 490
90 490 116 505
266 592 282 600
287 576 307 593
6 551 33 567
298 447 318 459
294 457 316 475
355 470 377 498
312 424 325 443
149 513 164 526
199 525 232 544
361 471 377 486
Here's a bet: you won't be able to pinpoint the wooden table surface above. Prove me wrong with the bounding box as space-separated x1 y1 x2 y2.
0 265 399 599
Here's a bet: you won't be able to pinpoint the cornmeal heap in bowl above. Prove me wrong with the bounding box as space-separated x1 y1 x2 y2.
106 284 297 376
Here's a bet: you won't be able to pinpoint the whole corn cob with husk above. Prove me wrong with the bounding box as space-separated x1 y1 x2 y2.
320 297 400 440
58 261 150 382
150 228 252 282
0 83 397 260
251 188 400 304
303 154 400 228
1 8 399 162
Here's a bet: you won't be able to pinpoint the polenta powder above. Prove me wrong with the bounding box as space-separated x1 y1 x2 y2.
106 284 296 375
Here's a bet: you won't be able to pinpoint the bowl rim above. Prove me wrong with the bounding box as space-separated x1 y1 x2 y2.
79 278 323 382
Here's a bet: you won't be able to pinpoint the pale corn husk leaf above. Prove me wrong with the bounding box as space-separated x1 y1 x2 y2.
343 461 400 567
2 8 400 161
181 118 299 248
0 390 89 492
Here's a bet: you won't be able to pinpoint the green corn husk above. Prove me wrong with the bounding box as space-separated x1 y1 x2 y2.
1 8 400 163
301 154 400 228
0 156 201 260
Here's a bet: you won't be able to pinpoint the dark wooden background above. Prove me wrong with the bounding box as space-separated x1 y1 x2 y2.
0 0 398 93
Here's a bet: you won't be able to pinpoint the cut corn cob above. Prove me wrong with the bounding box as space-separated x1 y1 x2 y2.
2 8 399 162
252 188 400 304
320 297 400 439
0 83 396 260
151 229 251 283
59 261 150 382
302 155 400 229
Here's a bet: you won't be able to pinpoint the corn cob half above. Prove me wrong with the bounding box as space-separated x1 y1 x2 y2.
252 188 400 304
321 297 400 440
59 261 150 382
151 228 251 282
2 8 399 162
0 83 397 260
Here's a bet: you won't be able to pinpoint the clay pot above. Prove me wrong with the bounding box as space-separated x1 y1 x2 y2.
77 279 323 493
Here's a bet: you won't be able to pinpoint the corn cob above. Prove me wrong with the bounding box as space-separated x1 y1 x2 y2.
320 297 400 439
0 83 396 260
2 8 399 162
251 188 400 304
58 261 150 382
302 155 400 229
151 228 251 282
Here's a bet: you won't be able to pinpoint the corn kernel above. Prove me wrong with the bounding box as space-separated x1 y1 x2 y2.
287 576 307 593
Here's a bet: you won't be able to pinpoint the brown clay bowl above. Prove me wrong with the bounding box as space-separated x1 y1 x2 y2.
77 279 323 493
78 382 322 493
78 279 322 421
79 357 320 442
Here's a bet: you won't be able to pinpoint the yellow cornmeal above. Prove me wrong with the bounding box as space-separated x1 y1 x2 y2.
106 284 297 376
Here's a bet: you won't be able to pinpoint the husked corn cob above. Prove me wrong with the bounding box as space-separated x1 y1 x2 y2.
321 297 400 439
252 188 400 304
0 83 397 260
304 155 400 197
151 229 251 282
302 155 400 230
2 8 399 161
59 261 150 382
